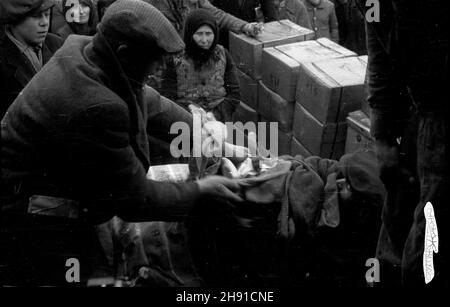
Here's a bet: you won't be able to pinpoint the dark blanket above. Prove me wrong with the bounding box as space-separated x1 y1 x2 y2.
109 150 386 287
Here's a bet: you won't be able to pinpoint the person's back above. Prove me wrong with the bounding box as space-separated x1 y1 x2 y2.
275 0 312 29
1 0 244 286
303 0 339 42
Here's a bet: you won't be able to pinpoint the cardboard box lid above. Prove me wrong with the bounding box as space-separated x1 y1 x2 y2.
263 47 300 69
237 19 313 45
303 56 367 88
347 110 371 136
276 37 356 64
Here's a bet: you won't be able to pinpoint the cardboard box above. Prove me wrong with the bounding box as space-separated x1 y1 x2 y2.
233 102 259 126
296 56 367 125
345 110 374 154
293 103 347 159
290 136 312 158
258 81 294 132
258 117 292 157
237 69 259 110
262 38 356 102
230 19 314 80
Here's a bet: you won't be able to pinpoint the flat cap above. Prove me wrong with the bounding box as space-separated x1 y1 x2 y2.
98 0 185 53
0 0 55 24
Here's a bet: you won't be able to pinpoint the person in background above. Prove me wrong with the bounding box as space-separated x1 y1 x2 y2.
272 0 311 29
0 0 244 286
161 9 241 123
0 0 62 118
146 0 262 38
303 0 339 42
50 0 98 41
210 0 263 23
209 0 264 48
364 0 449 287
330 0 347 46
343 0 366 55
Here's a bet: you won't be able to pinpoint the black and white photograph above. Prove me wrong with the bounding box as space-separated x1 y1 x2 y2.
0 0 448 295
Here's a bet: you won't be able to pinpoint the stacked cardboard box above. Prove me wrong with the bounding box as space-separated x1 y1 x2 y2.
262 38 356 102
229 20 314 156
345 110 374 154
258 116 292 157
293 56 368 159
259 38 356 157
230 20 315 80
233 69 259 127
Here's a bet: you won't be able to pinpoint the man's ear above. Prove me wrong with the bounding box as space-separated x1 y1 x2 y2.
116 44 131 65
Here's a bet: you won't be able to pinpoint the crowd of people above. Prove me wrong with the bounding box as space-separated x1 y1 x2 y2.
0 0 448 288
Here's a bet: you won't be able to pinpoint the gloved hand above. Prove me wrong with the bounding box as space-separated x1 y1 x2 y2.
375 138 400 186
242 22 264 37
197 175 244 202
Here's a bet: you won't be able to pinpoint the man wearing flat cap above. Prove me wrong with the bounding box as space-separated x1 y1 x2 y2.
0 0 63 118
0 0 244 286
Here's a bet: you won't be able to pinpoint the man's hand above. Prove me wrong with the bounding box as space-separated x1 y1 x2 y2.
197 176 244 202
375 138 400 186
242 22 263 37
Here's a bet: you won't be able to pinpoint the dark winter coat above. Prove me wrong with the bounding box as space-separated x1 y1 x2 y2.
0 32 62 118
1 33 201 223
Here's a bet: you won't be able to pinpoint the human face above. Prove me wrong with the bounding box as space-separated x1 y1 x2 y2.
193 25 214 50
66 2 91 24
11 9 51 46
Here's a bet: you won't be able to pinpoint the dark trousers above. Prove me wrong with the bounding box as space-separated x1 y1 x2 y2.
402 114 450 287
376 113 450 287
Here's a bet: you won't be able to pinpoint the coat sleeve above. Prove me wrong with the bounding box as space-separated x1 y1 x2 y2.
328 3 339 43
366 19 410 142
64 101 201 223
145 85 193 144
224 49 241 111
294 0 312 29
199 0 247 33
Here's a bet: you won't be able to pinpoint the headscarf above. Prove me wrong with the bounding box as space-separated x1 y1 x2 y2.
62 0 97 36
183 8 219 70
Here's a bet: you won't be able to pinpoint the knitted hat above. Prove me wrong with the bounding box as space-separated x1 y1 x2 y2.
0 0 55 24
98 0 184 53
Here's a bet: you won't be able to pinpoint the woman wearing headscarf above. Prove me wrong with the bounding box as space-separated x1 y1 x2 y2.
161 9 241 123
50 0 98 41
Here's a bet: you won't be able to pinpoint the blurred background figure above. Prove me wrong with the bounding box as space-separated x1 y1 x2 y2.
0 0 62 118
161 9 241 122
269 0 312 29
303 0 339 42
146 0 261 38
210 0 263 48
341 0 366 55
50 0 98 41
330 0 347 46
